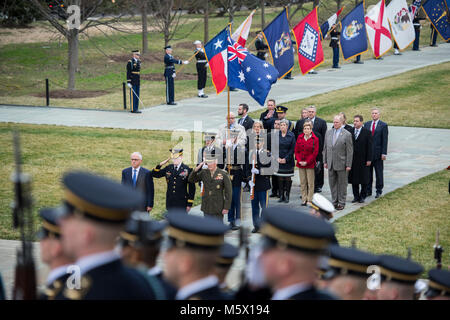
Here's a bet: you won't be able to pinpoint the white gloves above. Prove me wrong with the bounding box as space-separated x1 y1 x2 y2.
241 182 247 188
205 63 209 67
183 60 189 65
225 140 233 148
202 164 208 169
172 73 176 78
251 168 259 175
248 181 255 188
127 83 132 88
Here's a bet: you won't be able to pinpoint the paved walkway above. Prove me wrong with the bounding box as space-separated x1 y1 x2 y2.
0 43 449 132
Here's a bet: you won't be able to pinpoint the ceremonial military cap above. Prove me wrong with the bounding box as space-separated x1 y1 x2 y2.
322 245 380 280
120 211 167 246
132 50 140 54
170 148 183 159
193 40 202 45
164 45 172 50
425 269 450 298
216 242 239 267
378 254 424 284
37 207 63 239
275 106 288 113
59 171 144 224
260 206 335 253
166 210 228 250
311 193 335 218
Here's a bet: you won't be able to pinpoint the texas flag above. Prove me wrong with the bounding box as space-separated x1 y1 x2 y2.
293 7 324 75
204 27 229 94
320 7 345 39
231 10 255 47
365 0 393 58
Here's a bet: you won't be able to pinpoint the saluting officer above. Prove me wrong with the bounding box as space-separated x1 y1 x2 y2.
255 31 269 61
152 149 196 212
193 40 208 98
126 50 142 113
164 45 188 105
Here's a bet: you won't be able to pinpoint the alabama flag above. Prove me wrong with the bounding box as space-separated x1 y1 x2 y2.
231 10 255 47
365 0 393 58
204 27 229 94
293 7 324 75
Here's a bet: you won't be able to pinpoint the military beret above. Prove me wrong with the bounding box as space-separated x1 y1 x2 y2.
166 210 228 250
275 106 288 113
379 254 424 284
164 45 172 50
310 193 335 218
37 207 63 239
322 245 380 280
260 206 335 253
216 242 239 267
170 148 183 159
425 269 450 298
120 212 167 246
60 171 144 224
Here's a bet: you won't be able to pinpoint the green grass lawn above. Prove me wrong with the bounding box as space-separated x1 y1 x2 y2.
249 62 450 129
0 3 446 109
335 169 450 276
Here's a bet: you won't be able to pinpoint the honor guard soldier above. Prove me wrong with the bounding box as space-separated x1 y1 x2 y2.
259 207 338 300
37 207 74 300
152 149 196 212
56 171 159 300
164 45 188 105
377 254 424 300
329 24 341 68
425 269 450 300
127 50 142 113
214 242 239 297
163 211 231 300
188 150 232 220
193 40 208 98
322 245 380 300
255 31 269 61
309 193 339 244
119 212 176 299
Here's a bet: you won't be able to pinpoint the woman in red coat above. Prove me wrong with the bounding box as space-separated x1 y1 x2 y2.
295 121 319 205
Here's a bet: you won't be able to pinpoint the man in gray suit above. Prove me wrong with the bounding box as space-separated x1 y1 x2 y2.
324 116 353 210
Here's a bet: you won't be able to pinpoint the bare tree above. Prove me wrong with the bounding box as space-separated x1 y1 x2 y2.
30 0 126 90
204 0 209 43
135 0 149 54
214 0 244 23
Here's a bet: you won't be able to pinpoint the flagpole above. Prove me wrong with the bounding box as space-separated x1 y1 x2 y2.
177 50 200 74
227 85 231 175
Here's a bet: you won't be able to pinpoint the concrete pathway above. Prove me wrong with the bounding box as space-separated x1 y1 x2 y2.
0 43 449 132
1 125 449 299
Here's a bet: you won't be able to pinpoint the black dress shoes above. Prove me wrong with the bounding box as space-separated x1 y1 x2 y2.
335 204 345 210
198 94 208 98
251 228 259 233
229 222 239 231
315 187 322 193
351 198 360 203
167 102 177 105
301 202 307 206
375 192 382 198
359 198 365 203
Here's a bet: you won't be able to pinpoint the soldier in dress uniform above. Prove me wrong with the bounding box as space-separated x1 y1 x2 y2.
56 171 158 300
193 40 208 98
321 245 380 300
188 150 232 220
329 24 341 69
152 149 196 212
269 106 294 131
118 212 176 299
424 269 450 300
163 211 231 300
126 50 142 113
255 31 269 61
214 242 239 297
258 206 338 300
164 45 189 105
37 207 74 300
377 254 424 300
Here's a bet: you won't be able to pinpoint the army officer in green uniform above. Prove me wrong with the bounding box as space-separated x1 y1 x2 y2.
188 150 232 220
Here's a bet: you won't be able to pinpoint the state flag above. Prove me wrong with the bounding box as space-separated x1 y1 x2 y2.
365 0 393 58
387 0 416 50
232 10 255 47
204 27 229 94
422 0 450 40
320 7 345 39
340 2 368 60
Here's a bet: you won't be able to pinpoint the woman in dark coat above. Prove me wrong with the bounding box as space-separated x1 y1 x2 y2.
275 119 296 203
348 115 373 203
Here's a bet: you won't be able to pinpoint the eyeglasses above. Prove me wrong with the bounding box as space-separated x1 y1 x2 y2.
131 159 140 161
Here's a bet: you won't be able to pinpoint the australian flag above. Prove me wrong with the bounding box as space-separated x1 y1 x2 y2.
422 0 450 40
228 37 279 106
262 8 294 79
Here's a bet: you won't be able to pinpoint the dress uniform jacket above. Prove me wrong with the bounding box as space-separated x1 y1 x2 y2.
288 287 337 300
195 48 207 90
249 149 273 192
127 58 141 86
40 273 70 300
188 168 232 217
153 163 195 210
255 38 269 60
59 259 156 300
164 53 182 77
348 127 373 185
185 285 231 300
329 29 340 48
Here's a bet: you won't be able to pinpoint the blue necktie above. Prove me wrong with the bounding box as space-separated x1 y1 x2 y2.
132 169 137 187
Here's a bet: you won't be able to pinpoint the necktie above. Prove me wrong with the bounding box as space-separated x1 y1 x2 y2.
333 129 339 145
132 169 137 187
372 121 376 136
355 129 359 139
239 118 243 125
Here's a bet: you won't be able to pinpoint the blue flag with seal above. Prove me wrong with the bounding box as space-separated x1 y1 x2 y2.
262 8 294 79
339 2 369 60
422 0 450 40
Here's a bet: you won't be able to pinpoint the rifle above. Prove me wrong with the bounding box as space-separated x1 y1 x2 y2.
434 229 443 269
11 130 37 300
250 154 256 200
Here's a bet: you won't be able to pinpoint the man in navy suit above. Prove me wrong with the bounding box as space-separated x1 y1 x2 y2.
364 108 388 198
122 152 154 212
237 103 254 132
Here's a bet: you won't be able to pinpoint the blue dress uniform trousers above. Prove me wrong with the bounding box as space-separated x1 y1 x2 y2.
164 53 182 104
229 186 241 223
251 190 268 229
126 58 141 112
131 84 139 112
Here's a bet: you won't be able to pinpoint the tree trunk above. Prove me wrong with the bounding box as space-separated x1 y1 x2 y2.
260 0 265 30
337 0 342 11
141 1 148 54
204 0 209 43
313 0 320 8
67 29 79 90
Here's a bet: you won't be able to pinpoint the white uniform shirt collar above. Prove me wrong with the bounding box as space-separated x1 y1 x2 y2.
75 250 120 275
147 265 162 277
176 275 219 300
272 282 313 300
46 264 71 285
